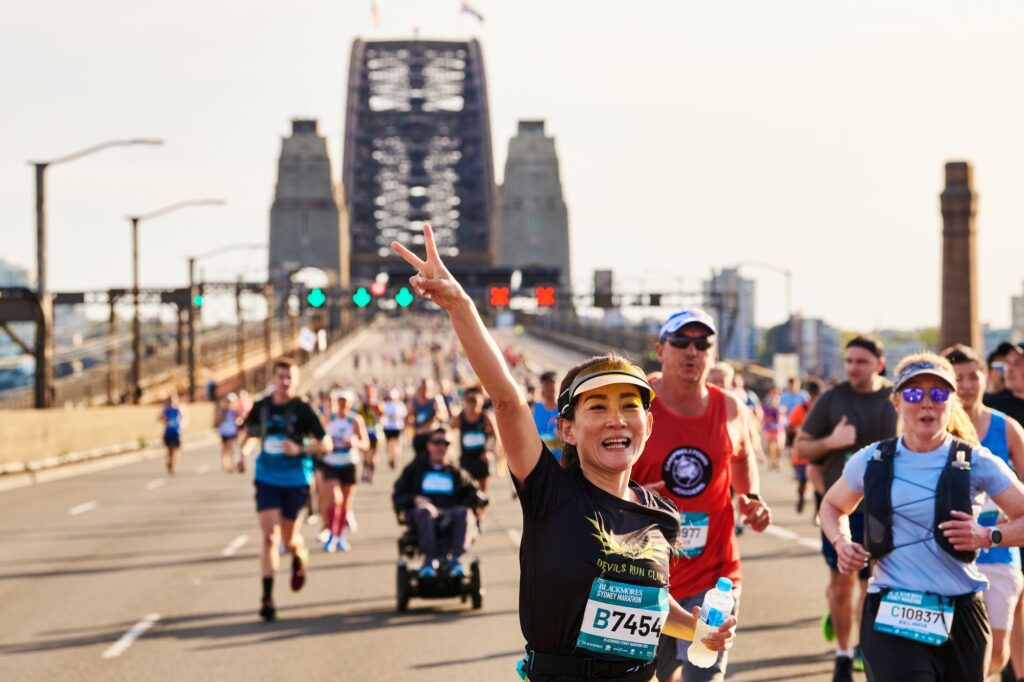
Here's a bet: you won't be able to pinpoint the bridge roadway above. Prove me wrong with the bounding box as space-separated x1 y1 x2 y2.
0 321 837 681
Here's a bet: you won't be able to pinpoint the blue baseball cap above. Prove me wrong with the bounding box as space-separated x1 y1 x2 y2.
659 309 717 339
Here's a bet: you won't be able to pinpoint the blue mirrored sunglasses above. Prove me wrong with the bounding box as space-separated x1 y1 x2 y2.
900 387 951 404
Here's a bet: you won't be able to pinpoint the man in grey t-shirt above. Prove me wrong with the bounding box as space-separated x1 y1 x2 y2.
794 335 897 682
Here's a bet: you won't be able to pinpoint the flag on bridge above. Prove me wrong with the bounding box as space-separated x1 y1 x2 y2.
460 0 484 23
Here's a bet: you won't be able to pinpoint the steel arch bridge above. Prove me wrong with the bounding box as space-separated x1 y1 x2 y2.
342 39 497 278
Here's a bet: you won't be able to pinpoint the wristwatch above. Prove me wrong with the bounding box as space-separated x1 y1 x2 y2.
745 493 762 501
990 527 1003 547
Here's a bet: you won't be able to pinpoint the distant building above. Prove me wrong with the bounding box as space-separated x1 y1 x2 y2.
269 119 349 293
704 268 756 361
763 315 842 380
496 120 571 289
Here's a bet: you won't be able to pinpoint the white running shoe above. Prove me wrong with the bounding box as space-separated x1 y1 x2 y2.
347 513 359 534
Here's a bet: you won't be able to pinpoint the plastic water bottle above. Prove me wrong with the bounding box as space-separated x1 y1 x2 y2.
688 577 735 668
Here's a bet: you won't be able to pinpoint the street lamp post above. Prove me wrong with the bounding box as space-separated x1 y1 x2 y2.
185 243 266 402
129 199 226 403
29 138 162 408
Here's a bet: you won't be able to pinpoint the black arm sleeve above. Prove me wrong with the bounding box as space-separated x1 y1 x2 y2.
392 466 416 512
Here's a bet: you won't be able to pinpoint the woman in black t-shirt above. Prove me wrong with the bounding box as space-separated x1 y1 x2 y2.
393 226 737 681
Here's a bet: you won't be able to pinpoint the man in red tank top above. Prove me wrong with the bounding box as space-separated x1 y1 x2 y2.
632 309 772 682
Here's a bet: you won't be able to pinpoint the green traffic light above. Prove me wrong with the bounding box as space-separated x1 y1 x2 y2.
353 287 372 308
307 287 326 308
395 287 414 308
193 294 204 308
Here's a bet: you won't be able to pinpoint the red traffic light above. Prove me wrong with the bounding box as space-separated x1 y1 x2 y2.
489 286 510 307
535 286 556 307
369 281 386 297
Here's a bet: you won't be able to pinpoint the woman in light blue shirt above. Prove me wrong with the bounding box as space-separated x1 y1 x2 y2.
821 353 1024 682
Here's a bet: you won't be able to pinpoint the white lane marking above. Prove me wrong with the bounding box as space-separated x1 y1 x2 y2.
68 500 99 516
222 534 249 557
506 528 522 549
101 613 160 659
763 525 820 550
195 464 210 474
146 479 166 490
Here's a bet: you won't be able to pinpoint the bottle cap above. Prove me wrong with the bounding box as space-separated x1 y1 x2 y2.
716 577 733 592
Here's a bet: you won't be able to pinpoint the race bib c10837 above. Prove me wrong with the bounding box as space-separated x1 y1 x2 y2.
873 589 955 647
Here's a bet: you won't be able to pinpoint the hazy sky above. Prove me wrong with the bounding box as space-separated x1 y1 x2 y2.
3 0 1022 331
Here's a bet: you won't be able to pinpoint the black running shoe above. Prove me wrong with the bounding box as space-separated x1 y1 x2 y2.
833 655 853 682
259 598 277 622
290 548 309 592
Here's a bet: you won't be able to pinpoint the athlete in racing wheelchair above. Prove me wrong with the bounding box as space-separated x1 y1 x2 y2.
392 427 487 611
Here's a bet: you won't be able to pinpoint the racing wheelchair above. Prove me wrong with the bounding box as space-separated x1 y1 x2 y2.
394 493 487 612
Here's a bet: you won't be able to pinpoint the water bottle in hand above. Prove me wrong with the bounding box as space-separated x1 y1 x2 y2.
688 577 735 668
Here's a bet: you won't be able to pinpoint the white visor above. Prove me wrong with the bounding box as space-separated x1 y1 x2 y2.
558 370 654 416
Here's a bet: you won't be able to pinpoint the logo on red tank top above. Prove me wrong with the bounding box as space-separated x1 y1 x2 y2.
662 446 712 497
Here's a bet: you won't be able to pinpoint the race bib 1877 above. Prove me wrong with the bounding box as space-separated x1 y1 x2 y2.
576 577 669 661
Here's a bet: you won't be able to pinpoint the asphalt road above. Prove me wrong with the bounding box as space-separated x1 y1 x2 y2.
0 320 844 681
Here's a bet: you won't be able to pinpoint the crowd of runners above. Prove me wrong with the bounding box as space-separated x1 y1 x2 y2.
151 224 1024 682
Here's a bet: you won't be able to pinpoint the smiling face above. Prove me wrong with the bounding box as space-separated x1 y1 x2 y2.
559 384 653 476
897 375 954 444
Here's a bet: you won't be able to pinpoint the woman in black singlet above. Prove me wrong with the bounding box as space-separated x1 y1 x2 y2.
408 378 450 458
457 386 500 493
393 226 736 681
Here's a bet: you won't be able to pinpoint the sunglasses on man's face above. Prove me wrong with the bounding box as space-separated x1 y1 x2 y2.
900 387 951 404
663 336 713 351
429 439 450 447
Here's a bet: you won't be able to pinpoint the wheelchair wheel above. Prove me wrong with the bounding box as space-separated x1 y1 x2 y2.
397 563 411 612
470 561 483 610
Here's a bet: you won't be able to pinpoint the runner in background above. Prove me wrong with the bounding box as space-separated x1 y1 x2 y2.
456 386 500 498
944 345 1024 680
160 393 188 475
240 358 331 622
322 390 369 552
216 393 242 473
408 378 450 458
795 335 897 682
985 342 1024 427
787 379 822 514
531 370 562 462
630 309 771 682
987 342 1016 396
761 387 786 471
381 388 409 470
358 384 383 483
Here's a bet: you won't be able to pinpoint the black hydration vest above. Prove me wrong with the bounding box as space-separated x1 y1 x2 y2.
863 437 977 563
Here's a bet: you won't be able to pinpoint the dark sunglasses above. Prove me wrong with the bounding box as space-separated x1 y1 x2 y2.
900 387 951 404
429 439 450 446
663 336 713 351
